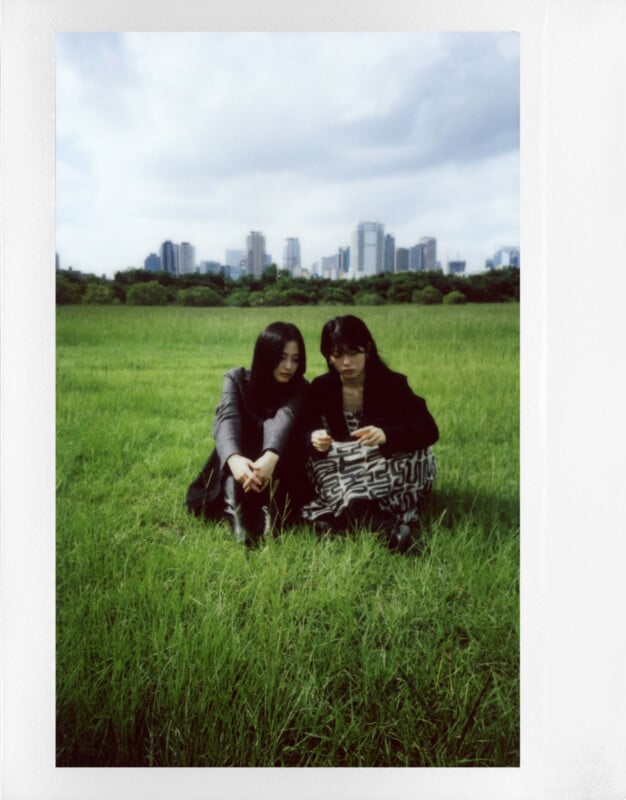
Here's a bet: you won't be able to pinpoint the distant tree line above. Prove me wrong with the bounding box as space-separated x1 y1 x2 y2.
56 264 519 307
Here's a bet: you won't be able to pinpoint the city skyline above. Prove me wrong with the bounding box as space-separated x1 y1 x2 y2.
58 226 519 279
56 32 519 278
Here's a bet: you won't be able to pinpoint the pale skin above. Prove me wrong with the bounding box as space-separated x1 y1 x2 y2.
227 340 300 493
311 346 387 453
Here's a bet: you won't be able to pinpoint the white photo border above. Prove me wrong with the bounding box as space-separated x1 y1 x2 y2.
2 0 625 798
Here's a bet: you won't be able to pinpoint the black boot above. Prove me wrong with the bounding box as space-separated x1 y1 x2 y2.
242 500 269 545
346 499 395 535
223 476 248 544
387 522 413 554
311 512 343 536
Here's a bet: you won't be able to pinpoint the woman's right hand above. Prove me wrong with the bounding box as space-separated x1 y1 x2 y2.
227 454 262 492
311 429 333 453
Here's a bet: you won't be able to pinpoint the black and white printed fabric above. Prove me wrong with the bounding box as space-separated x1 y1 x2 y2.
301 440 436 524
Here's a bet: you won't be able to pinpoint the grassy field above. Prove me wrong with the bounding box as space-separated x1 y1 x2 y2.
56 303 519 767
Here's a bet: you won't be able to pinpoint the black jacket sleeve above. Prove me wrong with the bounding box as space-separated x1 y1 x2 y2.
369 373 439 458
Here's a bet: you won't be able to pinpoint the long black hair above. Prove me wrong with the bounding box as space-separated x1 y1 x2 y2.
320 315 388 374
250 321 306 408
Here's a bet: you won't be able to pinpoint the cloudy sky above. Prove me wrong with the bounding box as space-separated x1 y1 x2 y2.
56 31 519 277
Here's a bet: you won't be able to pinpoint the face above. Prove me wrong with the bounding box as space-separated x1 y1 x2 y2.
272 340 300 383
328 346 367 382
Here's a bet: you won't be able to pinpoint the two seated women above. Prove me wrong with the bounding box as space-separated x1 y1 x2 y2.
187 315 438 552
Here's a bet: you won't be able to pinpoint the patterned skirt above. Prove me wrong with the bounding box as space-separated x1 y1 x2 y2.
300 441 436 523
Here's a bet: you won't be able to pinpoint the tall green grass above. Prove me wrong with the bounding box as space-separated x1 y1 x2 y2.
56 304 519 766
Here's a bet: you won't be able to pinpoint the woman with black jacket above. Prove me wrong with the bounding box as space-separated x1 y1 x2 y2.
301 315 438 552
186 321 308 545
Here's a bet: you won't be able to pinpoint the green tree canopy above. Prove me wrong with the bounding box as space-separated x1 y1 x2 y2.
319 287 355 305
354 291 384 306
175 286 224 307
412 286 443 305
127 281 168 306
56 273 83 304
443 290 467 305
83 284 114 304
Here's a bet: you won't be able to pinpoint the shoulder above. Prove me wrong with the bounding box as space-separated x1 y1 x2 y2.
310 371 334 387
368 365 407 390
389 371 415 394
390 371 427 403
309 371 337 394
368 367 424 400
224 366 249 384
220 368 250 400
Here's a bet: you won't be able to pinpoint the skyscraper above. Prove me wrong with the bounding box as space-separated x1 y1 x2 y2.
283 238 301 275
409 243 424 271
160 241 179 274
320 254 339 280
384 234 395 273
338 247 350 276
396 248 409 272
420 236 437 271
144 252 161 272
225 249 245 269
492 246 520 269
246 231 266 277
178 242 196 275
349 221 385 278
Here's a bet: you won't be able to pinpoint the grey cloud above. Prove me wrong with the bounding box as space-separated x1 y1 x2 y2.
130 32 519 186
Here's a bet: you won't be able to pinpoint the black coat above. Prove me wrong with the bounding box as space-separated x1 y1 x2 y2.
186 367 308 518
303 365 438 459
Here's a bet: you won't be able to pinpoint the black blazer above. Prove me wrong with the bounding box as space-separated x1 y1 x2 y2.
303 365 438 459
186 367 308 518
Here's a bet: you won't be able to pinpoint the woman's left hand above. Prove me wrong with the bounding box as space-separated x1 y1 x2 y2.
246 450 279 493
352 425 386 447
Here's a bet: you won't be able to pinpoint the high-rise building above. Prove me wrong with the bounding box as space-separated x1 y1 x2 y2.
246 231 266 277
384 234 395 273
225 249 245 269
178 242 196 275
409 243 424 271
395 248 409 272
446 260 466 275
420 236 437 271
349 221 385 278
492 246 520 269
320 254 339 280
144 253 161 272
160 241 179 274
283 238 301 274
338 247 350 276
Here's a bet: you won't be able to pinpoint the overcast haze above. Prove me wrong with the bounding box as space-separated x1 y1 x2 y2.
56 31 519 277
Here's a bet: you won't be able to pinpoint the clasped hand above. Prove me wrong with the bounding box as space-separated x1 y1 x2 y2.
311 425 386 452
227 451 279 493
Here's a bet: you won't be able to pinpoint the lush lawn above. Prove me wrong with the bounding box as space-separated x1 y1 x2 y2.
56 303 519 766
